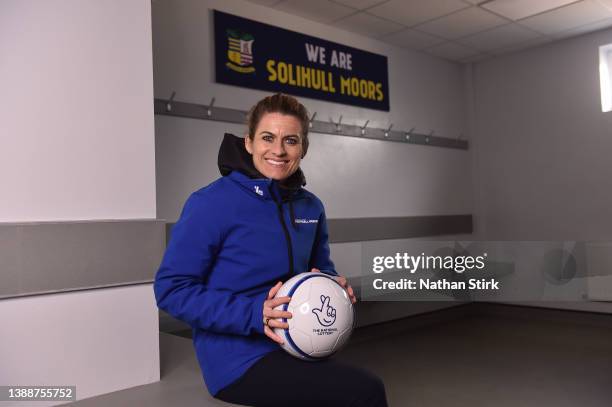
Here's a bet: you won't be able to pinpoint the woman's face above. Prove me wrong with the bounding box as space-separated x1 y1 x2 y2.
245 112 303 181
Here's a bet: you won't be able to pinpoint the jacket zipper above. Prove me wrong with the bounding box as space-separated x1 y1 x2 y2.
272 192 294 276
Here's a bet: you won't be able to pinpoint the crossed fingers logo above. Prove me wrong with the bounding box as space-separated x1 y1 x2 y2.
312 295 336 327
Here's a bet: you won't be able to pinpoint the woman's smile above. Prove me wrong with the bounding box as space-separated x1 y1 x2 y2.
265 158 288 166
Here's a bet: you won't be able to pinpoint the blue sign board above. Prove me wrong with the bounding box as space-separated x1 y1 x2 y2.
214 10 390 111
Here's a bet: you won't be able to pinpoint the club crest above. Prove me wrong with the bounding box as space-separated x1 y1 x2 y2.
226 29 255 74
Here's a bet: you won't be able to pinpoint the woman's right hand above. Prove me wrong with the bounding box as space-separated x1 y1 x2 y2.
262 281 292 345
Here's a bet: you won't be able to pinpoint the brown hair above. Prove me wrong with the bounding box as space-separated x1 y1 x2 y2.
246 93 310 157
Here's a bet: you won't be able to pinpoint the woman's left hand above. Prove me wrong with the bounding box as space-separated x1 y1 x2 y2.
310 268 357 304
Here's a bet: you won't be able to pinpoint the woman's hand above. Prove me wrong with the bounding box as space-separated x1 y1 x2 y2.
310 268 357 304
262 281 293 345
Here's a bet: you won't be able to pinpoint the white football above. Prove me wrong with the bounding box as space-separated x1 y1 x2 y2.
273 272 355 360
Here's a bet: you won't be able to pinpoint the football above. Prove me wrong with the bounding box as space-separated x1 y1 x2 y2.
273 272 355 360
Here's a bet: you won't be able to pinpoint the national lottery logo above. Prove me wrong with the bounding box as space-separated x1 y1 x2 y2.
312 295 336 327
226 29 255 74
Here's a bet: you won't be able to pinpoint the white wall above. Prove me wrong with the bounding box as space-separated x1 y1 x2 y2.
471 29 612 240
0 0 156 222
0 0 161 401
155 117 472 220
152 0 472 222
0 286 160 407
470 28 612 312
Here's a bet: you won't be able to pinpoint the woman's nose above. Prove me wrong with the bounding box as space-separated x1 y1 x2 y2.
271 139 286 155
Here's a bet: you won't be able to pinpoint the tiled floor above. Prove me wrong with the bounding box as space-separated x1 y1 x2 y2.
69 304 612 406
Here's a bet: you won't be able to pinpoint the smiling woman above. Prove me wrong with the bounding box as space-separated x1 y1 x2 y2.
245 112 304 181
154 93 386 406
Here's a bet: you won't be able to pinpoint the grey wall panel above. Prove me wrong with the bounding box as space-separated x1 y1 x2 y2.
328 215 472 243
330 233 475 279
0 220 165 299
0 226 20 295
166 215 472 248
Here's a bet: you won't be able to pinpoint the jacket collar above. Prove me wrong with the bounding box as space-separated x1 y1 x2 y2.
227 171 275 200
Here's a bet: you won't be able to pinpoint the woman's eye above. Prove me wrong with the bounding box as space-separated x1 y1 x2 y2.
285 138 298 145
262 135 273 142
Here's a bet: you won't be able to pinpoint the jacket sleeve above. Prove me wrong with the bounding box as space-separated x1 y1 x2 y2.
153 192 266 336
309 205 338 277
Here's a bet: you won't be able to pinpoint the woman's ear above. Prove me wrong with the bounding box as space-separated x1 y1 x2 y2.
244 135 253 154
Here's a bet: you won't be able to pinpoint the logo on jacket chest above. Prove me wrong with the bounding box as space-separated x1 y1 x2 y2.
294 218 318 224
253 186 264 196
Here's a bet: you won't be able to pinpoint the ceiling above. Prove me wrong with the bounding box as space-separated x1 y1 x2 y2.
246 0 612 62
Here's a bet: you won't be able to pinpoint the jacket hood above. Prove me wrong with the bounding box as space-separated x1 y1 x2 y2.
217 133 306 190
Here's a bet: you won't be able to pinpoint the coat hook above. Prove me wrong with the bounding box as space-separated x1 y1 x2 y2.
384 124 393 138
333 115 343 132
405 127 415 141
207 97 216 117
309 112 317 128
360 120 370 135
166 91 176 112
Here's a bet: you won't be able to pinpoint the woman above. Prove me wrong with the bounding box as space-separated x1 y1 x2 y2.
154 93 388 406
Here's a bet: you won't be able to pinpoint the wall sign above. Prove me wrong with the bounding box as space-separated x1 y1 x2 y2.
214 10 390 111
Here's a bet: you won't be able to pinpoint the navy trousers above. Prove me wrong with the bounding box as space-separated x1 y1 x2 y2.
215 349 388 407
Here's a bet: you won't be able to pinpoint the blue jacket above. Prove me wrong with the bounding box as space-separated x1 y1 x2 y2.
154 134 337 396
